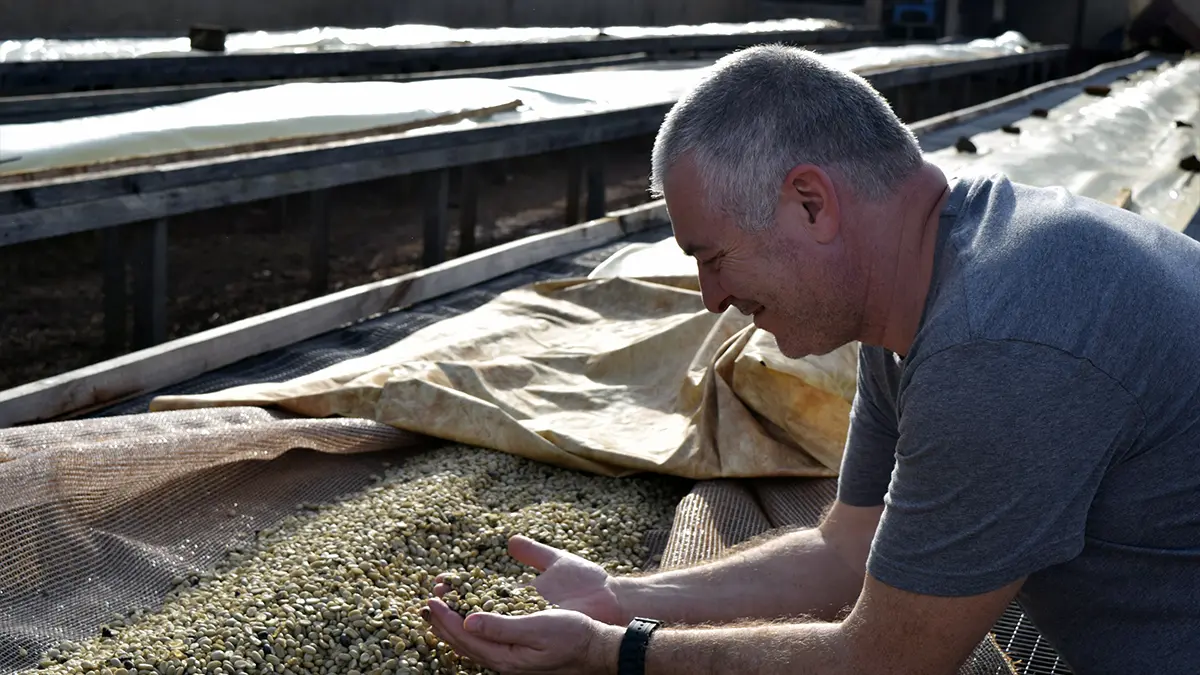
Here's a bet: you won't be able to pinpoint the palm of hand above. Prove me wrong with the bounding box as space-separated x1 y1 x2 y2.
534 551 625 626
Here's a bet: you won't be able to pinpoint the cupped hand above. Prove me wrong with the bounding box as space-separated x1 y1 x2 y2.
422 600 621 675
434 535 629 626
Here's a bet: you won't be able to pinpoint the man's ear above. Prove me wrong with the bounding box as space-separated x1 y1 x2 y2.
780 164 841 244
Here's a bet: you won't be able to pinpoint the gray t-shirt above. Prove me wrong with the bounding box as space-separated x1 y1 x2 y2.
837 173 1200 674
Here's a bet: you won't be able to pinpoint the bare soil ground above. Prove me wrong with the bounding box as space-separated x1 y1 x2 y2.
0 136 659 390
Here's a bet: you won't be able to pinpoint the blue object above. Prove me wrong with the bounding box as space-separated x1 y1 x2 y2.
892 1 937 25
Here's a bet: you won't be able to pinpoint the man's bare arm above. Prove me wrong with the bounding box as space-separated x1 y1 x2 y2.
613 500 882 625
612 574 1023 675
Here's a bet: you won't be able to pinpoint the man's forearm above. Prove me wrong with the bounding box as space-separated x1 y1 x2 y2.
647 621 849 675
589 619 851 675
614 527 865 625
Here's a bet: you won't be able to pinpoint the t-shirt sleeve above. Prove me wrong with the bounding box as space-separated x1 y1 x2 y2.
867 339 1144 597
837 345 902 507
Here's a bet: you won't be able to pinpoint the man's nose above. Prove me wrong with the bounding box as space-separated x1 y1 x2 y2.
697 268 729 314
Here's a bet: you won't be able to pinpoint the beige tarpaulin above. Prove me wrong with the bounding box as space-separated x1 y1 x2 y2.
151 237 859 480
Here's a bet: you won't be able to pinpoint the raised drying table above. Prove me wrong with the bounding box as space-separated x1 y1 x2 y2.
0 45 1070 355
0 22 874 96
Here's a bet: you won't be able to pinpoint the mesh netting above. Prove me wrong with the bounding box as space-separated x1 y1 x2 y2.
0 408 421 673
0 226 1068 674
0 232 671 674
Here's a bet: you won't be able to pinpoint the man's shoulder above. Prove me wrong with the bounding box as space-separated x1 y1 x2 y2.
921 174 1200 362
948 173 1191 271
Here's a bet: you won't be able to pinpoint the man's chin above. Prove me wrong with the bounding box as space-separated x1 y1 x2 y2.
769 334 812 359
773 333 845 360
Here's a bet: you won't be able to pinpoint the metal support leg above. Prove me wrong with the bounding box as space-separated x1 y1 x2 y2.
101 226 127 355
457 164 480 256
307 190 330 298
423 169 451 268
131 218 168 350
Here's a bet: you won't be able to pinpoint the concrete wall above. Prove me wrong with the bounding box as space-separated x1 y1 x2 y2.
1005 0 1153 49
757 1 875 25
0 0 748 39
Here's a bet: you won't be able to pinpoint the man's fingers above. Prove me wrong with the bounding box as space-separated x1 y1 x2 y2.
424 601 483 662
424 600 529 671
507 535 561 572
463 612 543 647
433 582 449 598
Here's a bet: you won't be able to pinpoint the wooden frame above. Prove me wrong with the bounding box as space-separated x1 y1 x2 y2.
0 48 1069 245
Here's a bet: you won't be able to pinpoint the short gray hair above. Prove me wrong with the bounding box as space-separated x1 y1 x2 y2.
650 44 924 230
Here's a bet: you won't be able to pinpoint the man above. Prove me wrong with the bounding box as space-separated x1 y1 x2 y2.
422 44 1200 674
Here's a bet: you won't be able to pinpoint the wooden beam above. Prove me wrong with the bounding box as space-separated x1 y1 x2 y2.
131 217 168 350
0 200 671 428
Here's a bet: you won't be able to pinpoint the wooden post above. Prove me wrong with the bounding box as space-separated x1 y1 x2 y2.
585 147 607 222
307 189 330 298
457 164 480 256
894 85 915 122
922 80 941 120
565 149 584 225
131 218 168 350
273 195 289 232
423 169 451 268
101 226 127 355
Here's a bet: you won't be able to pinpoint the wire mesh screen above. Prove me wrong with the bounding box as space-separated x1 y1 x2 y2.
993 606 1075 675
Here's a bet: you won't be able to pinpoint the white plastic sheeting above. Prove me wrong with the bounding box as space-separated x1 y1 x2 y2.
0 36 1035 176
928 57 1200 233
0 18 843 63
0 79 526 175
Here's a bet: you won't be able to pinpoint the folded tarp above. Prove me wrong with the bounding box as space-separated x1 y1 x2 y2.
151 238 858 480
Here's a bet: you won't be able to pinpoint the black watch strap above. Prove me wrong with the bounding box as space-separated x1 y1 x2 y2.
617 617 662 675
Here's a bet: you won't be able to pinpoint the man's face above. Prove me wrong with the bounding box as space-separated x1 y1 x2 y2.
663 158 858 359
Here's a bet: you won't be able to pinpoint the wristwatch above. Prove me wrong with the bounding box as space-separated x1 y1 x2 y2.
617 617 662 675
